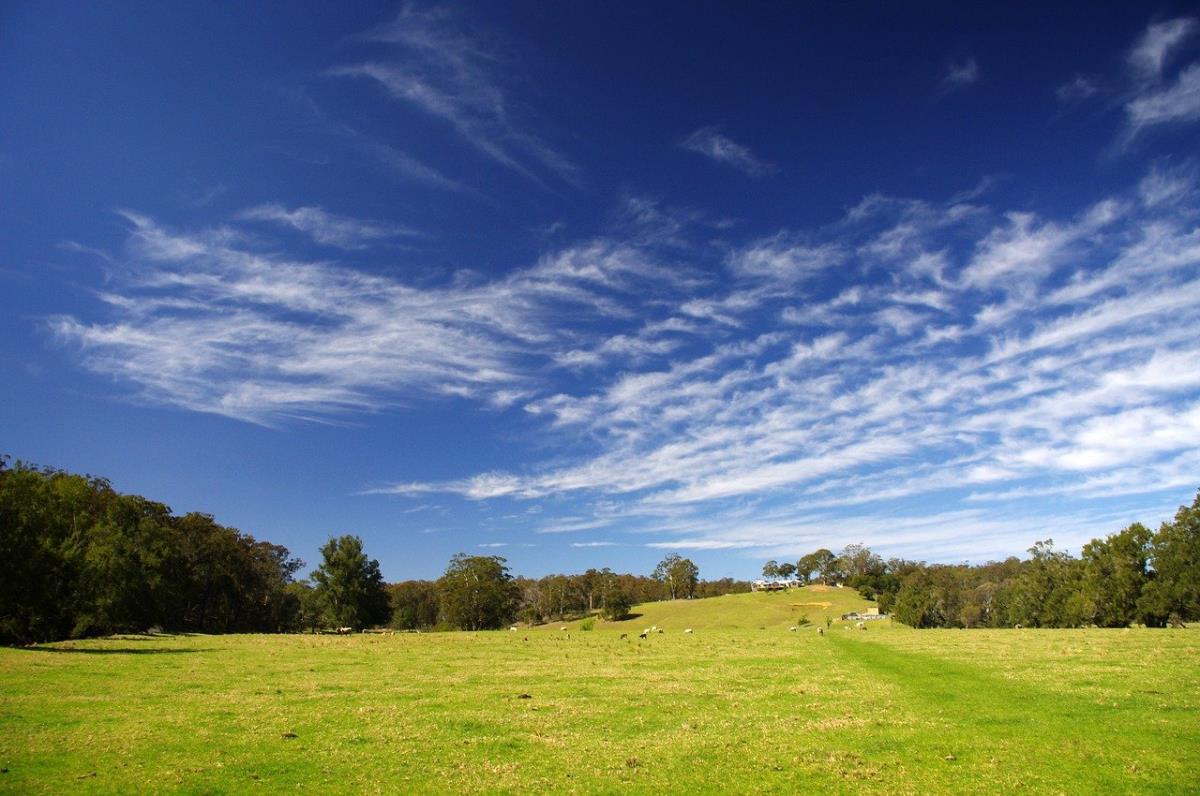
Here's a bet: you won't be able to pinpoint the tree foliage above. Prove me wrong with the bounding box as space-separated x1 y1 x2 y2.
654 554 700 600
599 579 634 621
796 549 839 584
388 580 440 630
0 460 303 643
311 535 389 630
772 493 1200 630
436 554 520 630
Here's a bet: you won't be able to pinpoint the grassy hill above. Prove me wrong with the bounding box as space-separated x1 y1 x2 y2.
2 592 1198 793
534 585 875 633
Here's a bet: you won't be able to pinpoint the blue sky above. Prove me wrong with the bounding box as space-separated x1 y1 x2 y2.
3 3 1200 581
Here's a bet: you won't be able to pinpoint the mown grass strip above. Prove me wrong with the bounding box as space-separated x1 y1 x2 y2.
828 632 1195 794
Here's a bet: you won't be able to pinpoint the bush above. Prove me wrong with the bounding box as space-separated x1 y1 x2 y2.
600 586 633 621
580 618 595 631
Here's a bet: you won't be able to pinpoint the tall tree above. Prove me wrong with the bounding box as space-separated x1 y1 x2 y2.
809 549 840 584
795 553 818 584
654 554 700 600
311 535 389 630
437 554 519 630
838 543 884 582
578 568 609 612
1079 523 1151 627
1138 492 1200 626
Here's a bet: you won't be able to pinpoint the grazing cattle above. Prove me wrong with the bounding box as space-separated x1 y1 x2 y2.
657 628 664 634
560 626 568 631
336 626 353 635
856 621 866 629
817 627 825 636
619 633 628 640
789 626 798 632
684 629 693 634
638 630 649 639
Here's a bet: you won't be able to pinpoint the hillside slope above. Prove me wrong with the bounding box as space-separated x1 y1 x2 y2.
535 585 876 633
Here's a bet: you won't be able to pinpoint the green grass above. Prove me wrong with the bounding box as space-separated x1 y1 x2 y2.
541 585 870 632
1 588 1197 793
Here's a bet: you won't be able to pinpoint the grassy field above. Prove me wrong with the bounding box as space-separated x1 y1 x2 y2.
2 588 1198 794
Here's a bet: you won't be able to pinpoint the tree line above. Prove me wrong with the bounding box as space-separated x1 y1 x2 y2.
0 457 746 642
0 458 305 643
764 490 1200 629
389 551 746 632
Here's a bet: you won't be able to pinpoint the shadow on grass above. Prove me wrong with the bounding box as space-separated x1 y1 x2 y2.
19 646 210 655
108 633 207 640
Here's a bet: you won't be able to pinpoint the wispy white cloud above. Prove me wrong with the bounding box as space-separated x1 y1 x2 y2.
1125 62 1200 133
351 129 471 193
52 209 689 424
239 204 420 249
53 163 1200 559
1128 17 1197 80
942 57 980 91
367 167 1200 557
1138 159 1196 206
1056 75 1100 104
1120 17 1200 140
681 127 776 177
330 6 576 186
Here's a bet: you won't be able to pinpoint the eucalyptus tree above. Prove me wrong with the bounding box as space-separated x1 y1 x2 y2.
437 554 519 630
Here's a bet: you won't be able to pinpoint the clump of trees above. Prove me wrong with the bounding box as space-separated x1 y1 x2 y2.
0 458 305 643
774 490 1200 629
437 554 520 631
391 554 739 631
